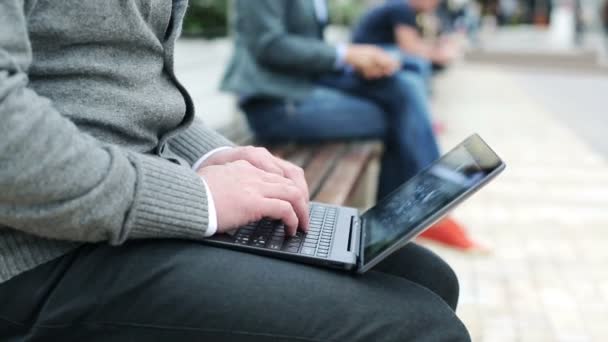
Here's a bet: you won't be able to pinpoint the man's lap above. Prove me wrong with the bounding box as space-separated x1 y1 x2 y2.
243 86 387 142
243 70 434 145
0 239 469 341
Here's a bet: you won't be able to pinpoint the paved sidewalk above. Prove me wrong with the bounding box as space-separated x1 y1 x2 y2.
428 63 608 342
175 38 235 129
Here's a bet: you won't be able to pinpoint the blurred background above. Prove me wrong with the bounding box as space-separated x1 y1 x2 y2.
175 0 608 341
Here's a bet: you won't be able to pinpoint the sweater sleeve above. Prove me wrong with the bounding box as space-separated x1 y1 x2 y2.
237 0 338 74
167 118 236 166
0 0 212 244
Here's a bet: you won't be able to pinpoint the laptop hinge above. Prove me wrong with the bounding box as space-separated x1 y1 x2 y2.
347 216 355 252
356 217 364 263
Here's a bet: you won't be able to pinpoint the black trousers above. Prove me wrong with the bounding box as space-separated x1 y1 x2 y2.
0 240 471 341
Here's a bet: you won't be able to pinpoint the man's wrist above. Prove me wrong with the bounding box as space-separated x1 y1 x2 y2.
335 44 348 70
199 176 218 237
193 147 232 236
192 146 233 171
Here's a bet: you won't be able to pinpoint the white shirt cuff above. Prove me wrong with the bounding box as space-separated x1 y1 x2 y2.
199 177 218 237
192 146 233 237
192 146 233 171
335 44 348 70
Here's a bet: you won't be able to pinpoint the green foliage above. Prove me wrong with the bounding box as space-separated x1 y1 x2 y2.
181 0 368 38
182 0 229 38
328 0 368 27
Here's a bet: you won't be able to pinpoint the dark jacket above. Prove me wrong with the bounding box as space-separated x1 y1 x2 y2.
220 0 339 100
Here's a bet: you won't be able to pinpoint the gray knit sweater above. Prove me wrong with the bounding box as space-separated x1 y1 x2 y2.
0 0 234 283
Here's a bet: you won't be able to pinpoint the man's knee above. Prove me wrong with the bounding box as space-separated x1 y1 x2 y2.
395 71 427 96
376 244 461 310
424 247 461 310
404 55 432 76
409 304 471 342
367 283 470 342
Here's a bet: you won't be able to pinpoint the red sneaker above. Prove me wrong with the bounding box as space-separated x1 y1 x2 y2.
432 121 446 135
418 217 489 253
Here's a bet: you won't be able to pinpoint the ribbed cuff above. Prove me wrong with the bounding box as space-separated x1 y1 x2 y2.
169 119 235 166
125 153 210 240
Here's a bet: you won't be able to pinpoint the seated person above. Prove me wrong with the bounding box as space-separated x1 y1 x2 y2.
222 0 482 251
604 1 608 43
352 0 461 81
0 1 470 341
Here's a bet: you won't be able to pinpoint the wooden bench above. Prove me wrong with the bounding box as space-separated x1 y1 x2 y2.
220 118 383 210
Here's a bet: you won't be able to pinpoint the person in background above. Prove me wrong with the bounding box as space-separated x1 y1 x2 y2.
602 0 608 50
351 0 484 251
222 0 484 252
352 0 462 83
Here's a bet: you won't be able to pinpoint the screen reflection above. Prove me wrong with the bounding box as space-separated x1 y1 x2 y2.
362 139 501 265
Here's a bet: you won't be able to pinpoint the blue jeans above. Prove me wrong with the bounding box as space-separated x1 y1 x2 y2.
243 71 440 200
382 45 433 90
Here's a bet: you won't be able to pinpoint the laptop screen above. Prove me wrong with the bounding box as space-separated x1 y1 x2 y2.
361 134 504 268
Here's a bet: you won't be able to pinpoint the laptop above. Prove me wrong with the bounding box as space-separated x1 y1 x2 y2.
204 134 505 274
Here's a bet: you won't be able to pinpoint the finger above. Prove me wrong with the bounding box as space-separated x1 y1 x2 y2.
262 183 309 232
274 157 310 200
371 63 388 78
367 70 384 79
375 57 397 74
260 170 296 186
241 147 285 176
259 199 299 236
362 67 380 79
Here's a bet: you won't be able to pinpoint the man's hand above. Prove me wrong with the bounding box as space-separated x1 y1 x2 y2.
432 35 460 65
432 45 457 65
200 146 309 202
198 161 309 236
345 44 399 79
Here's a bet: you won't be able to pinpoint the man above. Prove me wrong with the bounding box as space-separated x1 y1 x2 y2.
221 0 440 202
0 1 470 340
603 0 608 49
352 0 485 251
221 0 480 251
352 0 460 80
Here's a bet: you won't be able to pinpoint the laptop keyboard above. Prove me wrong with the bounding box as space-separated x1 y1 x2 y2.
230 204 338 258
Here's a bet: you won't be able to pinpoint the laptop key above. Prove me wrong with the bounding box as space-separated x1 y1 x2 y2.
301 247 316 255
268 241 283 250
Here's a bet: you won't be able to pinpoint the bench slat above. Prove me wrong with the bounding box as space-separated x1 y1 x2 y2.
302 143 347 198
283 145 316 168
313 142 378 205
221 115 381 207
268 144 296 159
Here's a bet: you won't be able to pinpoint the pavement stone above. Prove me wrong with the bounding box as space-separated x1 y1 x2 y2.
427 62 608 341
174 38 236 129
